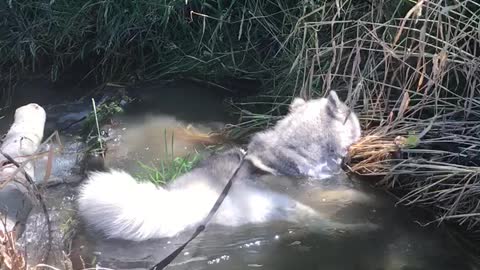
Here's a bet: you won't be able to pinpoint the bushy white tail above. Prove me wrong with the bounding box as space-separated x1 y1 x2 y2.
77 170 378 242
77 170 217 241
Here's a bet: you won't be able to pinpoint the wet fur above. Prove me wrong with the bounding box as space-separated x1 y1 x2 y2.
246 91 361 178
77 91 363 241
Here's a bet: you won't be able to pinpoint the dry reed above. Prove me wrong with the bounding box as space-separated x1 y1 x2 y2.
293 0 480 238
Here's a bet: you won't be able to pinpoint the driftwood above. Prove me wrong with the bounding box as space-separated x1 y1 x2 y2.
0 104 46 234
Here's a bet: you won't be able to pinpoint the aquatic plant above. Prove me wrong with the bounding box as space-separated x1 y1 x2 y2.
83 91 131 155
136 154 201 185
82 100 125 135
135 129 203 185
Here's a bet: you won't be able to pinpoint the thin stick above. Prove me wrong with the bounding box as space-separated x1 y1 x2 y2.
91 98 104 158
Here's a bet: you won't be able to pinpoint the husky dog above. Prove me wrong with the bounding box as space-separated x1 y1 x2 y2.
77 91 362 241
247 91 361 178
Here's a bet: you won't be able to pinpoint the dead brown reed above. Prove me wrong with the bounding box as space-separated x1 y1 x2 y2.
299 0 480 237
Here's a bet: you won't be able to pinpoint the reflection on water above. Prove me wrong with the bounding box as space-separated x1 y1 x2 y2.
101 114 226 174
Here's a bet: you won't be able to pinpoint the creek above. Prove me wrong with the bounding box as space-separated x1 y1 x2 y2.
0 78 477 270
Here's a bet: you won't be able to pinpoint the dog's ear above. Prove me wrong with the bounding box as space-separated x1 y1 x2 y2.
290 97 306 112
327 91 341 109
245 155 279 175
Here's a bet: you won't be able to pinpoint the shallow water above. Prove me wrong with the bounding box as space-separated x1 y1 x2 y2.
75 173 476 270
101 114 225 174
72 111 477 269
1 78 479 270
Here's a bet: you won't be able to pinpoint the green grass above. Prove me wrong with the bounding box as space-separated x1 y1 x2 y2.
1 0 398 110
136 154 202 186
134 127 205 186
83 100 124 134
83 98 126 156
2 0 287 82
82 88 133 156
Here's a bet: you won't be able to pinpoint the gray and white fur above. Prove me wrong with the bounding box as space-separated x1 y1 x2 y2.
77 91 362 241
247 91 361 178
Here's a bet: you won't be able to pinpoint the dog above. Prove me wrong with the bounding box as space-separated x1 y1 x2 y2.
77 91 363 241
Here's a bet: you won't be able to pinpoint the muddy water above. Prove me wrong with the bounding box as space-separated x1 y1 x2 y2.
100 114 226 175
1 79 478 270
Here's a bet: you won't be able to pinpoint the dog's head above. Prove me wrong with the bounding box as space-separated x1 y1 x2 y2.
247 91 361 179
288 91 361 156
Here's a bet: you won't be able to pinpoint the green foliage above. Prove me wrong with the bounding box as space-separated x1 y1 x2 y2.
82 100 124 135
134 127 203 186
59 217 78 235
136 154 201 186
1 0 304 82
83 95 131 155
404 132 420 149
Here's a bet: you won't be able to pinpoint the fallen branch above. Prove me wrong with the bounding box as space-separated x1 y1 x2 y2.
0 103 52 263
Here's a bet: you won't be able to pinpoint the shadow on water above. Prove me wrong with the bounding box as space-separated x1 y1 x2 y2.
124 80 236 124
1 78 479 270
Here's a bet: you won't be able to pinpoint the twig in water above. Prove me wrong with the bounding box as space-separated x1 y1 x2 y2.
91 98 104 158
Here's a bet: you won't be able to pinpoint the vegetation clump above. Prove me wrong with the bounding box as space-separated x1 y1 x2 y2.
136 154 202 186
